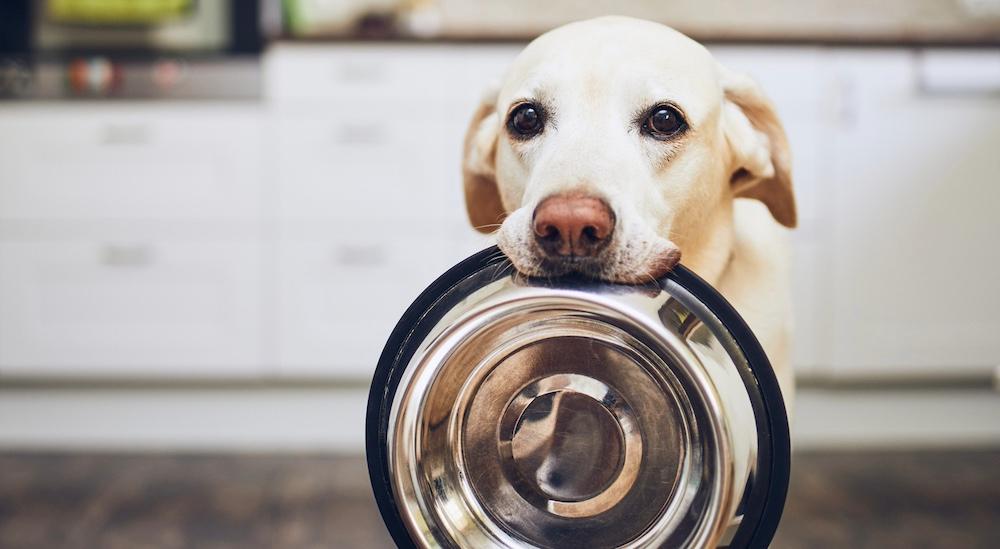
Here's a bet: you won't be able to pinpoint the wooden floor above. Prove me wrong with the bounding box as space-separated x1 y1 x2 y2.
0 450 997 548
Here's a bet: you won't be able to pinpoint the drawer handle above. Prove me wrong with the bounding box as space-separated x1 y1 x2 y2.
916 50 1000 97
101 123 150 145
334 245 385 267
101 244 154 267
333 63 386 83
334 125 387 146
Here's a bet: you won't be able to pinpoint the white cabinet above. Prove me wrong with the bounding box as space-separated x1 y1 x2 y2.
264 44 522 106
273 110 453 223
1 45 994 382
0 239 265 377
0 104 267 378
0 47 516 381
710 47 1000 380
268 44 516 379
823 49 1000 378
273 225 491 379
274 227 455 377
0 105 264 221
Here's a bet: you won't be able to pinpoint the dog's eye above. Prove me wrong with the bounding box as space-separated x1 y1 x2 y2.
642 105 687 139
507 103 544 139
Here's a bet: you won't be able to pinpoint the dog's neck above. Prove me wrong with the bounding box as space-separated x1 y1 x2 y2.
672 202 736 286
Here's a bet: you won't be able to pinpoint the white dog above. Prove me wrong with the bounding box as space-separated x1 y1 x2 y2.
462 16 797 405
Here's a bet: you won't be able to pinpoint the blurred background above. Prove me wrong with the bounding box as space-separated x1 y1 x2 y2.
0 1 998 548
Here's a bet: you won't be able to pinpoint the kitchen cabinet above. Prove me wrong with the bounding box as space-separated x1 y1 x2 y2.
0 239 265 377
823 49 1000 379
714 47 1000 381
264 44 522 107
274 227 454 376
267 44 518 378
0 104 267 378
0 105 264 222
272 110 453 224
0 45 995 382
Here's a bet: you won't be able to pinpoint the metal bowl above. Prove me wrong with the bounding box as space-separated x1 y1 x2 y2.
366 247 789 548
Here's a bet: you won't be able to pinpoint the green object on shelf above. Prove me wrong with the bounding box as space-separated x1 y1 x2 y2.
47 0 194 25
282 0 403 36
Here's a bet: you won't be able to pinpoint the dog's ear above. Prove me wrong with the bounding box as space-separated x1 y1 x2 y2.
462 86 506 233
719 65 797 228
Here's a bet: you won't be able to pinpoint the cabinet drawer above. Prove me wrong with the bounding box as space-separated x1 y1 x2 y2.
265 44 520 105
0 105 263 221
275 113 457 223
275 230 454 378
267 46 446 103
0 239 264 376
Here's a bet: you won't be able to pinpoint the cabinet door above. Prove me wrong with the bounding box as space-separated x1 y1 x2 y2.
826 49 1000 377
275 226 454 378
265 44 521 106
0 104 263 221
274 108 452 224
0 239 265 377
268 44 521 230
268 45 514 380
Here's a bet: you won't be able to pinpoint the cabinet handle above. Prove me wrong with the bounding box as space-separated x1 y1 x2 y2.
334 244 386 267
916 50 1000 97
101 123 151 145
334 124 386 146
832 74 857 128
101 244 154 267
333 62 386 84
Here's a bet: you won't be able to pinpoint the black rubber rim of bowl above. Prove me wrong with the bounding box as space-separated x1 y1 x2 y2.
365 246 790 549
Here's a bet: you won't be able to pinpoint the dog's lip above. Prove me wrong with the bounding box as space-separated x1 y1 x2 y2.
547 255 600 265
533 254 602 277
644 247 683 278
527 246 683 283
539 255 597 270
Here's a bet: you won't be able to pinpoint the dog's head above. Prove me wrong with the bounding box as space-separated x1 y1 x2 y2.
463 16 794 283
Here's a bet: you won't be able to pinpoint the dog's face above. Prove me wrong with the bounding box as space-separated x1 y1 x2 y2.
463 17 795 282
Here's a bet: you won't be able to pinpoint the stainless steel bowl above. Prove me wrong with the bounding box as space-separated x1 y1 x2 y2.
366 247 789 549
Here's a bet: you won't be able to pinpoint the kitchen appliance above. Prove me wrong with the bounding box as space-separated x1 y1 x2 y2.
367 247 790 548
0 1 261 99
31 0 249 54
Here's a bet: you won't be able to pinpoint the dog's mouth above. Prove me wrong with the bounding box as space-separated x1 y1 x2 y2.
535 254 607 278
495 209 682 284
504 242 682 285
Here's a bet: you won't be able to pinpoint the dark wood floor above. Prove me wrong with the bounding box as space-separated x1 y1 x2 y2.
0 450 997 548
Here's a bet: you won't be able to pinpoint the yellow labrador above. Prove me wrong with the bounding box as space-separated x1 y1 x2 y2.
462 16 797 405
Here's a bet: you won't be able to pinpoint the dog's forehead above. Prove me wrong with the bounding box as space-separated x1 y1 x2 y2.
499 17 721 117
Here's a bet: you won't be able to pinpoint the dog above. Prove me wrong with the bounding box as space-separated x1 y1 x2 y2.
461 16 796 406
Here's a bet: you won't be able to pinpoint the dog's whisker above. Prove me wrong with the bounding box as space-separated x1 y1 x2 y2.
472 223 503 233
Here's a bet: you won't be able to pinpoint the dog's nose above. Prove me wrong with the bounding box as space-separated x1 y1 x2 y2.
532 194 615 257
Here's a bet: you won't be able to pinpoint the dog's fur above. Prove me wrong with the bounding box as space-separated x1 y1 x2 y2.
462 17 796 405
